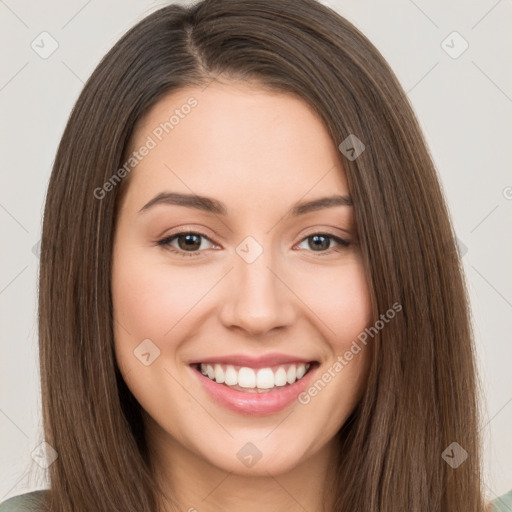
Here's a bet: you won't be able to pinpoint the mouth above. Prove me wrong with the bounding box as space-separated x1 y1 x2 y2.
187 352 321 415
190 361 319 394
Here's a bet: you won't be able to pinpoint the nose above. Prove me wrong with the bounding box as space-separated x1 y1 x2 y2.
218 244 296 337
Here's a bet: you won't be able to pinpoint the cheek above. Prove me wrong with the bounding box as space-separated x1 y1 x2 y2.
294 260 372 349
111 247 228 398
111 246 178 381
111 250 214 342
110 249 199 413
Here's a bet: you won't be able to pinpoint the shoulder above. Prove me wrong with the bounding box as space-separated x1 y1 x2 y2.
0 490 49 511
1 488 511 511
491 488 512 512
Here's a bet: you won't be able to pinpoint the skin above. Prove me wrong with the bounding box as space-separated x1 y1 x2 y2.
112 79 373 512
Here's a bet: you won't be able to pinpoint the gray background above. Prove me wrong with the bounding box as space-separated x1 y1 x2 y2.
1 0 511 503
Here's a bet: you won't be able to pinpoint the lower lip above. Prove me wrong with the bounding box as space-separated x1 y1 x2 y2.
191 364 318 416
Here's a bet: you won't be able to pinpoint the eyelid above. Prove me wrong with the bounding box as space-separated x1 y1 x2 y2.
157 228 218 250
299 225 352 239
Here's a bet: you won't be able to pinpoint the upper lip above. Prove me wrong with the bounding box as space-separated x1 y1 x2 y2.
189 353 317 369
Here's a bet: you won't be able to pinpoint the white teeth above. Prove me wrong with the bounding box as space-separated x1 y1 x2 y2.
224 365 238 386
286 365 296 384
238 367 256 388
256 368 275 389
199 362 311 390
214 364 225 384
274 367 287 386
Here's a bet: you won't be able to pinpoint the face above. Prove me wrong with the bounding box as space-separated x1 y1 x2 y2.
112 80 373 481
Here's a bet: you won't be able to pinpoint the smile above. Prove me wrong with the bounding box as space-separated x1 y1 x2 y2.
189 359 320 415
196 362 312 392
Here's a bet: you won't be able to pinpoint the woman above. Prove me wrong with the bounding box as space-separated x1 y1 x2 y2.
1 0 510 510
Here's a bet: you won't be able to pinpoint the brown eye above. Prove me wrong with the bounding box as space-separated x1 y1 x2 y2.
308 234 330 251
175 233 202 251
297 233 350 254
157 231 216 257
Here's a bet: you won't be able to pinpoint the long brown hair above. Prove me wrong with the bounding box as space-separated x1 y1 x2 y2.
38 0 487 510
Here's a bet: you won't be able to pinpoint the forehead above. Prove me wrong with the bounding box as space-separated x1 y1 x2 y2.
123 81 349 213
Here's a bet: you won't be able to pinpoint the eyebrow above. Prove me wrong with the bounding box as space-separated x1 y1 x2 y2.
138 192 353 216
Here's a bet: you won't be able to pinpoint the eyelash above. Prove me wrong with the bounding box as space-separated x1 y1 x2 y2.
156 229 351 258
